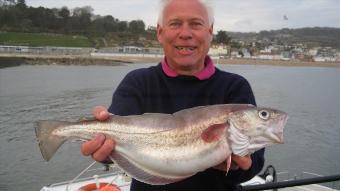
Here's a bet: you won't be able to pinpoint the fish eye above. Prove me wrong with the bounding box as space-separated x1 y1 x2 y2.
258 110 270 120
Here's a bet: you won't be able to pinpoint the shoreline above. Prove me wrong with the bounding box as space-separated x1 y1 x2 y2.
216 58 340 68
1 53 340 68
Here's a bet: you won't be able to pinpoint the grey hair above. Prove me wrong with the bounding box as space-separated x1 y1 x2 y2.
157 0 215 27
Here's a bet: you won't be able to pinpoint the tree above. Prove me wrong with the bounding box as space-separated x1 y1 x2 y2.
71 6 94 33
230 41 241 49
0 0 15 6
215 30 231 45
129 20 145 33
16 0 26 9
117 21 128 31
90 15 119 36
146 26 156 36
0 0 16 6
72 6 93 17
58 6 70 21
101 15 118 32
56 6 70 32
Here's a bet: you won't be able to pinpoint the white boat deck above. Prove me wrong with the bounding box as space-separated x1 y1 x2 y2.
41 173 339 191
40 164 339 191
41 172 131 191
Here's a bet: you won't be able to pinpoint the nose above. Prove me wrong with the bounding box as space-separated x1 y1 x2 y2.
178 24 193 40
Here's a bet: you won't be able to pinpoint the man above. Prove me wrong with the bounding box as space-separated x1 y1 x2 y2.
81 0 264 190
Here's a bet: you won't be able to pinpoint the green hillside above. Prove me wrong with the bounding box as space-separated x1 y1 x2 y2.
0 32 92 47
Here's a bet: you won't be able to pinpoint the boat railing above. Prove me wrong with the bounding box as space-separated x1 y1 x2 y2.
237 165 340 191
276 171 338 189
59 161 128 191
238 174 340 191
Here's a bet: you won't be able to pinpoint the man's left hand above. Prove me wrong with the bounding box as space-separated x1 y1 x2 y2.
214 154 252 172
230 154 252 171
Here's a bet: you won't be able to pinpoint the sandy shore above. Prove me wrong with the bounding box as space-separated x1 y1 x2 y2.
1 53 340 68
215 58 340 68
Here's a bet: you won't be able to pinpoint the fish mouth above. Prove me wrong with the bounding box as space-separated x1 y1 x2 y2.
266 114 288 144
265 129 284 144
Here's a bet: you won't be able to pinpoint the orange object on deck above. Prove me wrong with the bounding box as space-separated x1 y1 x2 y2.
78 182 121 191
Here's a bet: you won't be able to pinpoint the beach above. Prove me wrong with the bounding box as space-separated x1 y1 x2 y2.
1 53 340 68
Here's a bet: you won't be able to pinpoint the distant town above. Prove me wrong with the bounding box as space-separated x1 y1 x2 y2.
1 40 339 64
209 41 340 63
1 1 340 65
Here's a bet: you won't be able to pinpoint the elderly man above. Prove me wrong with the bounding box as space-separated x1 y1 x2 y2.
81 0 264 190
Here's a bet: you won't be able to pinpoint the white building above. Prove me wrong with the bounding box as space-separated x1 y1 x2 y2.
209 45 228 57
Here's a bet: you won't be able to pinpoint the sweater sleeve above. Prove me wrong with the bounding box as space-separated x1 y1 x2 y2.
226 74 256 106
108 71 144 116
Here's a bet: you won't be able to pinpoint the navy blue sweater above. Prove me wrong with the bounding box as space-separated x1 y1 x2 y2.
108 63 264 191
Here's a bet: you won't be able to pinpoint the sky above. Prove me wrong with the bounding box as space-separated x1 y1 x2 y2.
25 0 340 32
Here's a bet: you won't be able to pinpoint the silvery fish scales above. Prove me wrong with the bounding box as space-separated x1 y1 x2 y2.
35 104 288 185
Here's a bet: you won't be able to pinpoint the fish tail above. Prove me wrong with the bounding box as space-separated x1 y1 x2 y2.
35 120 72 161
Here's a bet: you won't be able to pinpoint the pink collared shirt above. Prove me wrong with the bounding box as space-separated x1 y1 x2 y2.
161 56 216 80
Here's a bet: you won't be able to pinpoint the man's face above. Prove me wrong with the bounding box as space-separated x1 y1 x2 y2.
157 0 213 74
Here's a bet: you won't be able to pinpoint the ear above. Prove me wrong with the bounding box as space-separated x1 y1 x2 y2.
208 24 214 42
157 24 164 44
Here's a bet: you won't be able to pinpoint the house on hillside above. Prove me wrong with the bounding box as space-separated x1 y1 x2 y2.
257 52 282 60
239 48 251 58
209 45 229 58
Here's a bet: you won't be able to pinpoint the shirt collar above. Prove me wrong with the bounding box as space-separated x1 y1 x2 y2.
161 56 216 80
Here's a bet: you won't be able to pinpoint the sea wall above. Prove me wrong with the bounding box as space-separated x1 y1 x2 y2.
1 53 340 68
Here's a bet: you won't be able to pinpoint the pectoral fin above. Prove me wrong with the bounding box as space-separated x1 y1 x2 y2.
225 155 232 176
201 123 228 143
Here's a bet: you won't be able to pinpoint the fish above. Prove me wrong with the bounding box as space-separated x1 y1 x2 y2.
35 104 288 185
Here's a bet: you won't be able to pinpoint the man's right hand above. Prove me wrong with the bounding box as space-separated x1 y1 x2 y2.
81 106 115 162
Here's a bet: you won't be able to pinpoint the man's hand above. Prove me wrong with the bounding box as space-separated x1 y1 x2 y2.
231 154 252 171
81 106 115 162
214 154 252 172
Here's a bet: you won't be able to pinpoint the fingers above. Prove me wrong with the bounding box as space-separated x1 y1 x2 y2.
81 134 115 162
214 154 252 172
230 160 240 170
93 106 110 121
92 139 115 162
82 106 113 162
231 154 252 171
81 134 106 156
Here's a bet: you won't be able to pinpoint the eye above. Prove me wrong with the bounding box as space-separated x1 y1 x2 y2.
190 21 204 29
258 110 270 120
168 21 181 28
191 22 202 26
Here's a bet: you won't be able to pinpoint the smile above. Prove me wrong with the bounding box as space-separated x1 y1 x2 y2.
175 46 196 51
